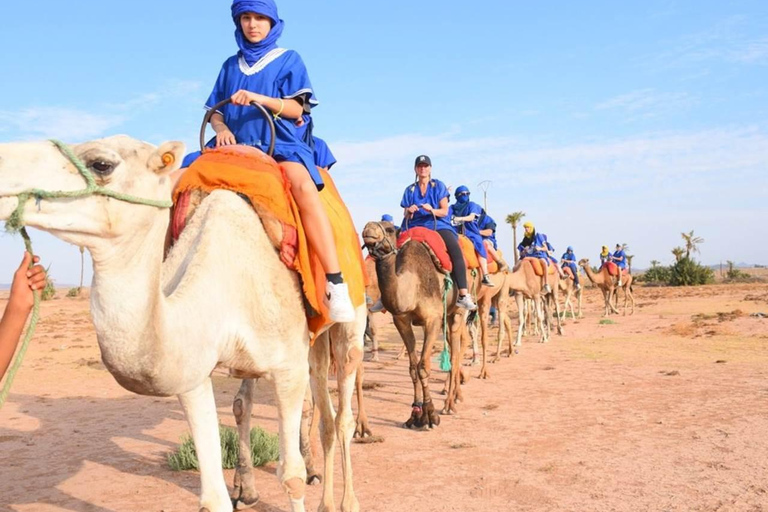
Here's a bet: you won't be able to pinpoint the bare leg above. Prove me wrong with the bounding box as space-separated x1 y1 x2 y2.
282 162 340 274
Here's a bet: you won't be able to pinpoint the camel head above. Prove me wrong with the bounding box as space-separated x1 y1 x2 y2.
578 258 590 268
0 136 185 250
362 220 398 260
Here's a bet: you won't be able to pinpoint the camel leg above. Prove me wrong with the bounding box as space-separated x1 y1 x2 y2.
492 296 505 363
551 284 564 336
271 365 309 512
470 314 480 365
178 378 234 512
442 314 463 415
231 379 261 508
478 300 491 379
577 289 584 318
416 318 441 429
331 313 365 512
537 297 549 343
353 362 372 438
309 332 337 512
515 293 525 347
364 312 379 362
392 314 423 428
300 385 322 485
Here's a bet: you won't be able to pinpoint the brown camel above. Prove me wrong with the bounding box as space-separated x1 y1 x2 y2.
471 271 514 376
362 221 472 423
505 259 564 348
579 259 635 316
558 274 583 320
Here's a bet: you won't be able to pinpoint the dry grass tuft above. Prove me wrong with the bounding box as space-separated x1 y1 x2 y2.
355 435 385 444
362 381 384 391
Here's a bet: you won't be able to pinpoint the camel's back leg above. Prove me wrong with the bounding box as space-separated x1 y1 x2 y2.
178 378 232 512
300 384 322 485
515 293 525 347
309 331 337 512
331 307 366 512
354 361 372 438
231 379 260 508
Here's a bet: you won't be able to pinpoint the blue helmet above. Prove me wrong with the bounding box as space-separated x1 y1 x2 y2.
381 214 393 223
454 185 470 198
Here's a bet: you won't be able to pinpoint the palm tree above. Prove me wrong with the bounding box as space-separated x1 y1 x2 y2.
505 211 526 264
626 254 634 274
681 230 704 259
650 259 660 268
672 247 685 262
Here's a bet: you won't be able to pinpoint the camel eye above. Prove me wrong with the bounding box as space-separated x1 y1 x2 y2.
90 160 115 176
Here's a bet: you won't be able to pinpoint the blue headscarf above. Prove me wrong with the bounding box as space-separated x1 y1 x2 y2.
231 0 285 66
453 185 471 216
381 214 394 223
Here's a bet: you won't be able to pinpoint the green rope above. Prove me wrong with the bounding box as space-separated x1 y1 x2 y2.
0 228 40 408
5 139 172 233
439 274 453 372
0 140 173 409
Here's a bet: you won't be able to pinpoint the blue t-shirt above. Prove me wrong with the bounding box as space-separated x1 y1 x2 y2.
478 214 498 249
450 200 487 258
205 49 322 187
561 251 576 263
613 249 627 269
312 136 336 169
399 179 455 232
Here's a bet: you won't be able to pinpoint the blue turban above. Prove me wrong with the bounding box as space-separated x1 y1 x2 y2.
231 0 285 66
567 246 573 252
381 214 394 223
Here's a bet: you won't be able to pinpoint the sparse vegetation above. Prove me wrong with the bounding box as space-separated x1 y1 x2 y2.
168 425 278 471
67 287 81 297
41 266 56 301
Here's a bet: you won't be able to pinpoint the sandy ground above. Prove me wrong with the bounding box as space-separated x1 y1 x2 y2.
1 282 767 512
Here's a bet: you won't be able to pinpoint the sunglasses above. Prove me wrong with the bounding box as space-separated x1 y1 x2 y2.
457 192 469 197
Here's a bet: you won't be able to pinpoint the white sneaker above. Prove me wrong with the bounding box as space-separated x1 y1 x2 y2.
456 295 477 311
326 281 356 323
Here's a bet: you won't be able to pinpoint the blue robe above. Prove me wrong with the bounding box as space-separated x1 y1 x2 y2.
204 49 324 188
561 251 579 286
450 200 488 258
612 249 627 269
478 214 498 249
312 136 336 170
399 179 454 232
519 232 551 264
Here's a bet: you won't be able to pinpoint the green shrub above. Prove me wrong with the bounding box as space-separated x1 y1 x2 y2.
66 287 81 297
168 425 279 471
40 267 56 301
639 265 671 284
669 257 714 286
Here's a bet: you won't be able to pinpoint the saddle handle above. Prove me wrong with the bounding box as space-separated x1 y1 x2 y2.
200 98 276 156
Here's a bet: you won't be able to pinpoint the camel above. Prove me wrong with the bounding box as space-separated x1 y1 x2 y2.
363 255 387 362
558 273 583 320
361 221 471 422
469 271 513 377
0 136 366 512
505 259 564 349
579 258 635 316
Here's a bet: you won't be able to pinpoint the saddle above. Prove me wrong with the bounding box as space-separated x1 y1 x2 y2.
170 145 365 341
562 265 575 280
525 257 555 277
458 235 502 273
602 261 629 277
396 227 453 273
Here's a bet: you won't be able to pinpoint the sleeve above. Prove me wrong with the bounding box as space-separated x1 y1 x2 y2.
278 51 318 112
205 60 230 113
400 186 412 208
436 181 450 202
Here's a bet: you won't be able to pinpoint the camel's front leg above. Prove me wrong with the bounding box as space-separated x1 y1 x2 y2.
365 311 380 362
332 313 365 512
537 297 549 343
416 318 441 429
551 289 564 336
442 314 463 415
478 302 491 379
515 294 525 347
178 378 232 512
300 385 322 485
271 365 309 512
392 314 422 428
231 379 260 509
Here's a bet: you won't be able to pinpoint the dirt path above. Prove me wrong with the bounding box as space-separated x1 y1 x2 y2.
1 283 767 511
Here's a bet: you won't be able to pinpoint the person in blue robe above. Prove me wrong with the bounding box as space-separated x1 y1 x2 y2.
561 246 580 290
611 244 628 286
478 213 508 271
450 186 494 286
200 0 354 321
517 221 557 293
400 155 476 310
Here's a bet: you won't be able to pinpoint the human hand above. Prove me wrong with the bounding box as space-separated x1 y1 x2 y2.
406 205 420 214
9 252 45 313
466 213 477 222
215 129 237 147
421 203 433 213
231 89 260 106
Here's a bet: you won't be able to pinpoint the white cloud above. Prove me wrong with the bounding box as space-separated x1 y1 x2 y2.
595 89 695 117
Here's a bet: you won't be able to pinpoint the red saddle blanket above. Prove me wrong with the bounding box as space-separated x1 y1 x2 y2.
602 262 629 276
563 265 575 279
397 227 453 272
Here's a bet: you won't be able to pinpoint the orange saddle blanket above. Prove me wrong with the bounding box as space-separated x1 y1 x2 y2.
458 235 502 273
171 145 365 341
397 227 453 272
525 257 555 277
602 261 629 276
563 265 575 279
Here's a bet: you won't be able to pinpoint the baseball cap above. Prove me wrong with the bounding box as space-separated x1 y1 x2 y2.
414 155 432 166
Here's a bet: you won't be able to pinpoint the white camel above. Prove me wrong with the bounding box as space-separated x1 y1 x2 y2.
0 136 365 512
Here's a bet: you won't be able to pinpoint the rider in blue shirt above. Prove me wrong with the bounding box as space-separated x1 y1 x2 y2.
478 213 508 272
450 186 494 286
611 244 627 286
561 246 580 290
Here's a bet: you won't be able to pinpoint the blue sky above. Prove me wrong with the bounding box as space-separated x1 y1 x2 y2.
1 0 767 284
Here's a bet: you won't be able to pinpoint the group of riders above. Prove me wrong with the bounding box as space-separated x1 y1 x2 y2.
191 0 629 320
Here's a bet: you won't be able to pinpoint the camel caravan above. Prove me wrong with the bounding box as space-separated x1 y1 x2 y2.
0 2 636 512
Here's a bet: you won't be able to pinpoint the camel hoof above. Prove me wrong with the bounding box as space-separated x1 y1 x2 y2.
307 473 322 486
491 357 500 364
478 369 490 379
354 423 373 438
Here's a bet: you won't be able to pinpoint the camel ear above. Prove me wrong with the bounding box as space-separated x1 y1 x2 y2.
149 141 186 176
